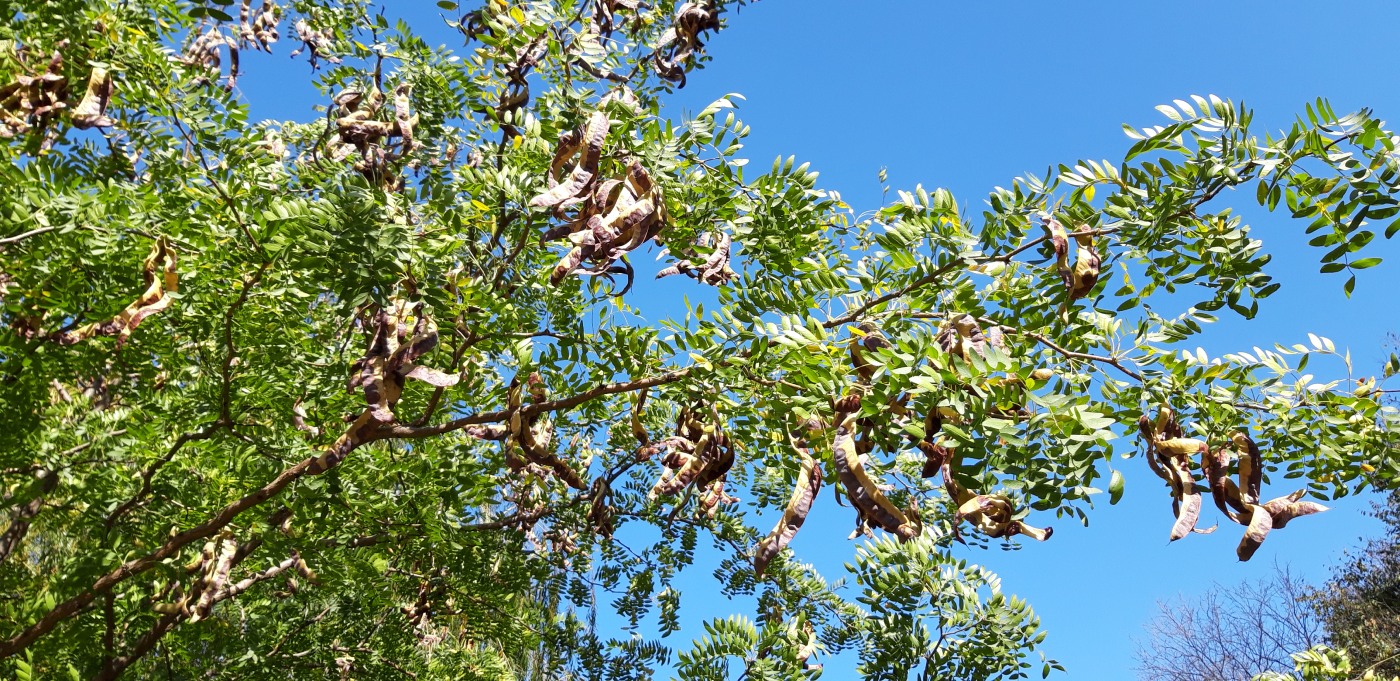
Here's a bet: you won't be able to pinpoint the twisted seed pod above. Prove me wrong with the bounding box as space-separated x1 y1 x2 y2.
754 429 823 577
1236 504 1274 561
830 394 918 540
1261 489 1328 530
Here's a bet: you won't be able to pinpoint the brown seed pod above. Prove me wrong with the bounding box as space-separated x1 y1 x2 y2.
754 426 823 577
1203 445 1250 525
345 303 458 425
1229 431 1263 505
70 66 114 129
289 18 340 68
652 2 721 88
503 373 586 490
1139 407 1214 539
1236 503 1274 561
588 477 615 538
1163 442 1209 541
1042 216 1072 291
647 405 734 501
535 113 668 293
239 1 280 52
0 46 69 138
830 393 919 540
1232 488 1328 561
532 112 609 211
939 452 1053 543
330 84 416 188
1066 233 1100 304
182 28 240 90
631 387 651 447
1261 489 1328 530
698 479 738 518
1040 217 1100 316
40 237 178 347
656 230 736 286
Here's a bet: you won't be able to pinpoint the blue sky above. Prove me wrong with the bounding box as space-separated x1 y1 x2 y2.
238 2 1400 677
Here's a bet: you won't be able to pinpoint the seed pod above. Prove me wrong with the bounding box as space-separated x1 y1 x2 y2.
1229 431 1263 505
917 440 949 480
1236 503 1274 561
1261 489 1328 529
1067 232 1100 303
830 394 918 540
1156 438 1207 459
293 551 319 583
70 66 114 129
392 82 414 151
189 536 237 623
589 478 615 538
698 479 738 518
1203 446 1250 524
1169 486 1204 541
47 237 178 346
1041 215 1072 291
1137 415 1171 483
531 112 609 209
657 230 735 286
651 2 720 87
631 387 651 446
754 430 823 577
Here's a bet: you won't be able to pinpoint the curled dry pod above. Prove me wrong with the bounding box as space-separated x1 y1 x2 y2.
1067 232 1100 303
1138 415 1171 483
1165 456 1206 541
917 440 949 480
1261 489 1328 530
1009 518 1053 542
698 479 737 518
1170 491 1204 541
70 66 114 129
1204 446 1250 524
1230 431 1263 505
631 387 650 447
51 236 178 346
648 449 699 499
830 394 919 540
531 111 609 210
502 373 587 490
754 432 823 578
588 477 614 538
1156 438 1207 459
1040 215 1072 290
392 82 414 151
1236 504 1275 561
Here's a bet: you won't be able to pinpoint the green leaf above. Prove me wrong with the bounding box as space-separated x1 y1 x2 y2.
1108 470 1125 505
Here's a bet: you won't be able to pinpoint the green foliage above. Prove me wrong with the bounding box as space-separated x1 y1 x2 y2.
0 0 1397 679
1309 488 1400 677
1253 645 1400 681
850 534 1058 681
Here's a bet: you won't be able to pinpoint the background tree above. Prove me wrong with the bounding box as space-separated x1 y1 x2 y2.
1133 564 1322 681
1309 489 1400 677
2 1 1400 679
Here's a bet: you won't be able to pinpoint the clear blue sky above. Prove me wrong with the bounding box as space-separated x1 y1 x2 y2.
238 2 1400 677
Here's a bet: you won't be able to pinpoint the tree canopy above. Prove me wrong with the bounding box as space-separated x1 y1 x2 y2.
1 1 1398 679
1309 487 1400 678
